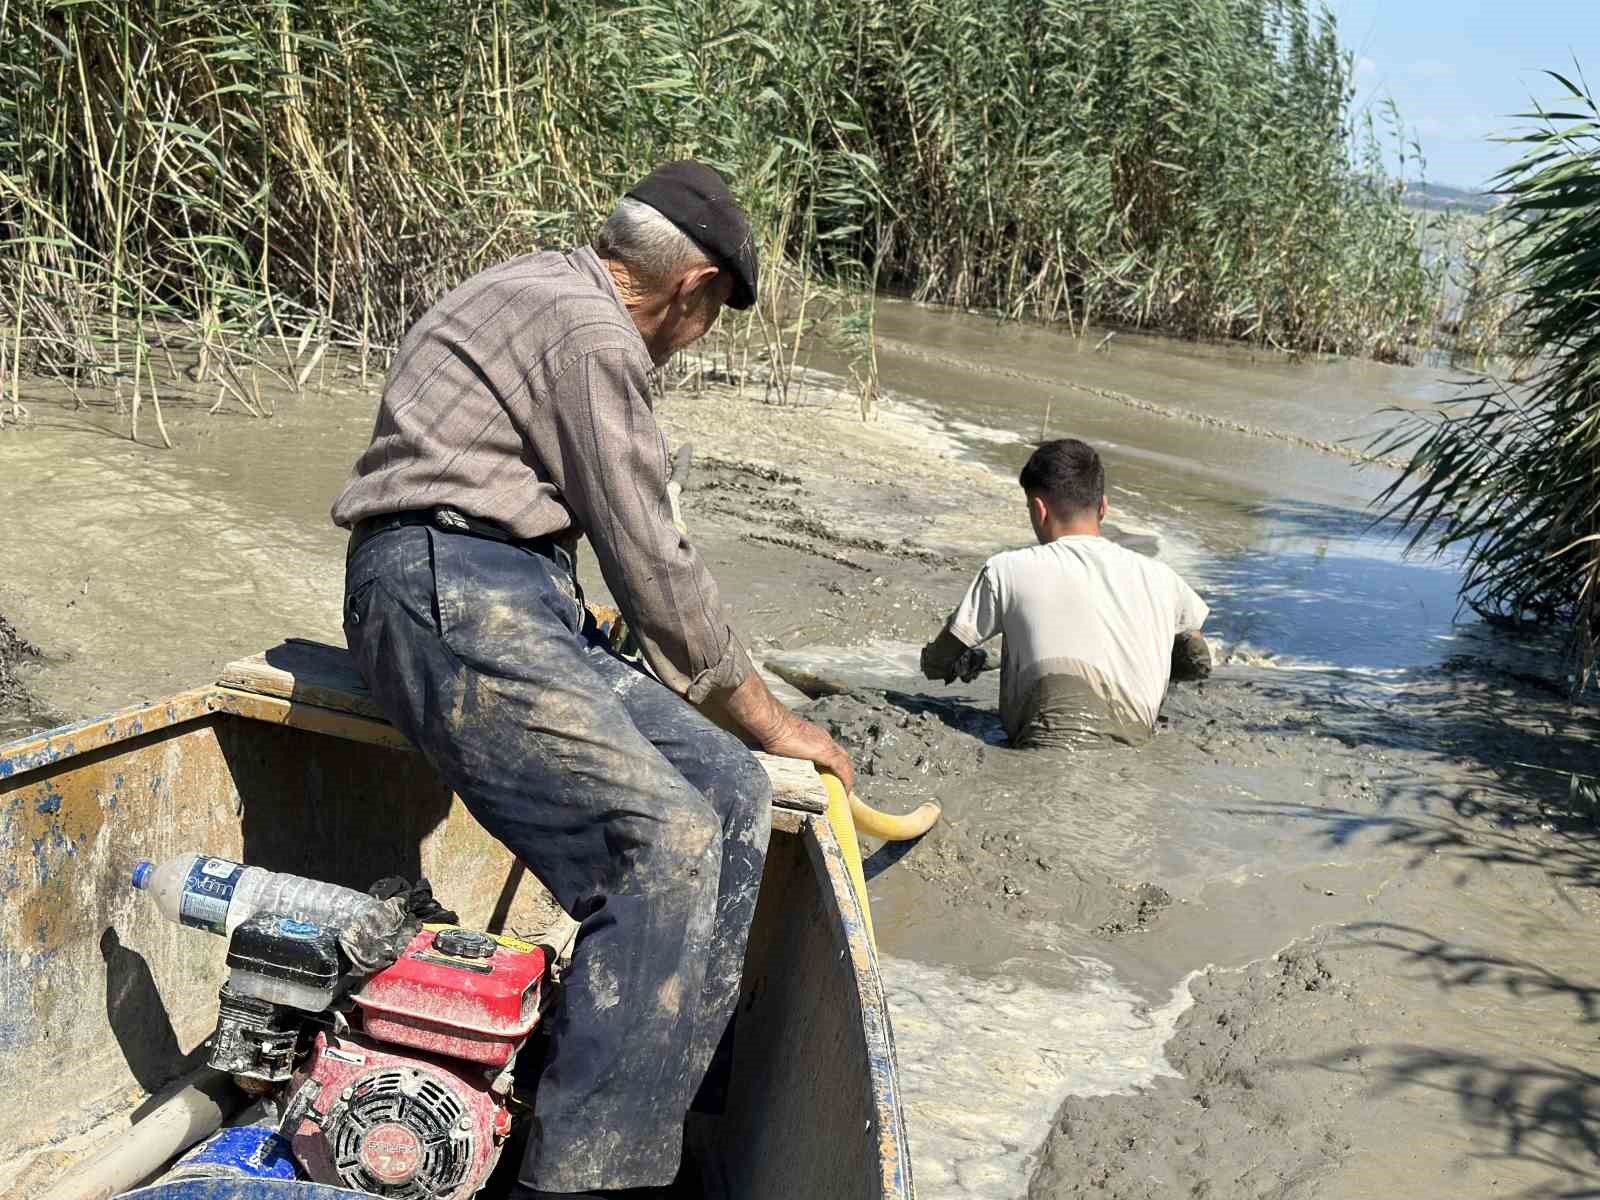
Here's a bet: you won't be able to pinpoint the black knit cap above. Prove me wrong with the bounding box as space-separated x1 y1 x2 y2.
626 160 758 310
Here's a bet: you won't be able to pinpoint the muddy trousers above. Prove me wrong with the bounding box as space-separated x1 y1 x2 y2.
342 524 773 1192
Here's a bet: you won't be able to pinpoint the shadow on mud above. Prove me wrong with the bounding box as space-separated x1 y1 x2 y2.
1307 1041 1600 1199
1189 655 1600 1197
862 837 919 881
1238 796 1600 898
879 689 1005 743
1300 923 1600 1199
1334 922 1600 1023
1216 652 1600 896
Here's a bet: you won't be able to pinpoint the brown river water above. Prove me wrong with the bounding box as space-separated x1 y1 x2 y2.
3 301 1598 1199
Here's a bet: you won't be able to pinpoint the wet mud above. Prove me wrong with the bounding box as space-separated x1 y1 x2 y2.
4 311 1600 1200
0 611 50 741
808 645 1600 1199
1184 683 1586 1196
0 612 33 707
805 688 1173 937
1030 946 1360 1199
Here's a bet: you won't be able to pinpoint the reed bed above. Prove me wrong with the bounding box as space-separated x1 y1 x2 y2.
1375 70 1600 676
0 0 1449 442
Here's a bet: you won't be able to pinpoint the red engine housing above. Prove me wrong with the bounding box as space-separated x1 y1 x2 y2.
355 926 549 1067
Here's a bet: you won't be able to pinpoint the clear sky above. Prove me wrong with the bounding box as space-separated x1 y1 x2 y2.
1327 0 1599 190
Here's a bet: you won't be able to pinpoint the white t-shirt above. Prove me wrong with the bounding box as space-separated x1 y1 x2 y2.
948 536 1208 746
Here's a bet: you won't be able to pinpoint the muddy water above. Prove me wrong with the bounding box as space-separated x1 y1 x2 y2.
863 301 1472 671
0 376 379 719
4 306 1598 1200
791 304 1600 1199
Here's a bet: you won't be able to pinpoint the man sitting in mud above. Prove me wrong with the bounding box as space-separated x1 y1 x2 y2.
332 161 853 1200
920 437 1210 748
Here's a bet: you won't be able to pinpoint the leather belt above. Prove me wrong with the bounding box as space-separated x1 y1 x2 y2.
348 507 562 562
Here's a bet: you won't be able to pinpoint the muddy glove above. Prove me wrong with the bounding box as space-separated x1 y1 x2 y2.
339 895 418 975
921 632 989 685
947 645 989 684
368 875 460 925
1170 631 1212 682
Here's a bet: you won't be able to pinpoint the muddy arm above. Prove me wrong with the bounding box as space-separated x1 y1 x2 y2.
1170 630 1212 681
921 630 987 684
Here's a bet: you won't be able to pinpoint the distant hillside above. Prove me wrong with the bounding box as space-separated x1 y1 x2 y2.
1403 181 1496 214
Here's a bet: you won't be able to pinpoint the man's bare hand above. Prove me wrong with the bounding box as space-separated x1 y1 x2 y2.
710 671 857 792
759 710 856 793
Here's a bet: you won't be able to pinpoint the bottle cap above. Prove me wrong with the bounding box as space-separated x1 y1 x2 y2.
131 861 154 890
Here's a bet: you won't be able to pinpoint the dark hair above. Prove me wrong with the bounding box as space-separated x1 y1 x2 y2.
1019 438 1104 516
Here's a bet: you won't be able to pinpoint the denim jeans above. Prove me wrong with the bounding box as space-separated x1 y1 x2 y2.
343 523 773 1191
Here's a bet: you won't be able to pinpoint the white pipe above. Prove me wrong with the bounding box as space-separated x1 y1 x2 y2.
37 1069 244 1200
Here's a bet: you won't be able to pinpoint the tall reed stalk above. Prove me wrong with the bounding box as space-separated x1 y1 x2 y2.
0 0 1445 442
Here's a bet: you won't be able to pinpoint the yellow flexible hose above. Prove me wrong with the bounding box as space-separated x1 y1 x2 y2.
821 772 875 948
820 776 943 951
851 794 942 841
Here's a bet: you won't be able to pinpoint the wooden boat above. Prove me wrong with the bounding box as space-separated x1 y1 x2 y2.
0 640 912 1200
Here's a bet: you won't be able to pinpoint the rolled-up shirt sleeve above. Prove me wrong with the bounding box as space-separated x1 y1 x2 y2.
548 346 752 701
947 563 1003 648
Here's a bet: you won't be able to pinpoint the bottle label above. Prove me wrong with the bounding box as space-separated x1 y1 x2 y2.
180 857 243 933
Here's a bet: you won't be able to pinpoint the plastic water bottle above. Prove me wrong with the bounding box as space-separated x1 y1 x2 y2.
132 853 385 937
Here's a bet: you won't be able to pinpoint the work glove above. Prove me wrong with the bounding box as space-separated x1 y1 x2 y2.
367 875 461 925
339 895 418 975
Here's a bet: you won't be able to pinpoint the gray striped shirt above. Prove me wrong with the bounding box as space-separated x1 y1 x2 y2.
331 245 752 701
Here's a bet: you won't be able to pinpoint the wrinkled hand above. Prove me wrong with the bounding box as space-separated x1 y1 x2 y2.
761 710 856 793
714 670 857 792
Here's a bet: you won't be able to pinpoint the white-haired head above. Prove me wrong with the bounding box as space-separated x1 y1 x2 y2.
594 197 716 293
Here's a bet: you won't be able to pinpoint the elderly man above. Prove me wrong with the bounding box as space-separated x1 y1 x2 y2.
921 438 1210 748
332 161 853 1200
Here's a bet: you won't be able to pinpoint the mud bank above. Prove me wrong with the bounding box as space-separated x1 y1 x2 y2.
0 612 33 709
1019 659 1600 1200
0 611 50 741
1034 908 1600 1199
794 650 1600 1199
4 317 1600 1200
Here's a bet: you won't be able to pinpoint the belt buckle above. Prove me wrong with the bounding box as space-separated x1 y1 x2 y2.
433 507 470 533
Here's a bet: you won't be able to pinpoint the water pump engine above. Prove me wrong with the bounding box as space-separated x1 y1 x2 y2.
282 927 547 1199
286 1029 511 1199
191 905 549 1200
